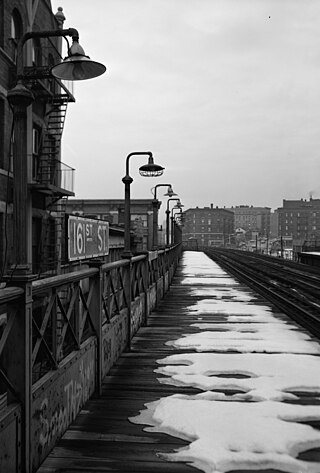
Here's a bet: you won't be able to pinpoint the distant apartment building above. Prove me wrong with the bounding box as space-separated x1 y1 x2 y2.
277 198 320 247
182 204 234 247
269 211 279 239
65 198 156 252
226 206 271 237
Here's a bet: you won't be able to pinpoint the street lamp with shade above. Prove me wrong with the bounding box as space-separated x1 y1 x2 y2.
166 198 182 246
51 29 106 80
171 205 184 245
122 152 165 258
138 155 165 177
7 27 106 274
172 208 184 245
151 184 177 249
10 28 106 100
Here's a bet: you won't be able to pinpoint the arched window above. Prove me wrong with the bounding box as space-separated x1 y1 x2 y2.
32 38 42 66
10 9 23 62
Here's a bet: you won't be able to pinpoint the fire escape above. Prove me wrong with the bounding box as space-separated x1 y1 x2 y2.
35 93 74 196
18 62 76 274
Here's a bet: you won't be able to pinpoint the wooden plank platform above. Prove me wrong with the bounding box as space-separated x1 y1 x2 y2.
37 267 209 472
37 255 320 473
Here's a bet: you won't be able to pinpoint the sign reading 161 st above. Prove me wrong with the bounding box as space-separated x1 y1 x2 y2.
68 215 109 261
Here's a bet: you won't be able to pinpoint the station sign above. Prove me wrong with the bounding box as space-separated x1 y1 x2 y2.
67 215 109 261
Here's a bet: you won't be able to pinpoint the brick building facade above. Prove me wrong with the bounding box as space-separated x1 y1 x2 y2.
0 1 76 277
182 204 234 248
226 205 271 237
277 198 320 249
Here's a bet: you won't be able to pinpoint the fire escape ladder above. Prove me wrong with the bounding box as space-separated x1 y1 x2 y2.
38 96 69 189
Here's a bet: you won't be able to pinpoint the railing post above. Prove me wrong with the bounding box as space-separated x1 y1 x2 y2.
164 250 170 293
124 260 132 351
160 252 166 299
5 275 34 473
88 262 103 396
152 257 158 309
143 256 150 325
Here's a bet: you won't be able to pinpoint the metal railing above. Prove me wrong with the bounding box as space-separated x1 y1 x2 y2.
36 159 75 193
0 244 182 472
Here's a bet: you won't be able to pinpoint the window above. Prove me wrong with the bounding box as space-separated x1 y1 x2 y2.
10 9 23 62
33 128 40 155
32 127 41 180
131 214 147 227
9 131 14 173
32 38 42 66
11 10 22 39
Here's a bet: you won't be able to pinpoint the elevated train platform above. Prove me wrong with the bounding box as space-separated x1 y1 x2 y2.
38 251 320 473
298 251 320 267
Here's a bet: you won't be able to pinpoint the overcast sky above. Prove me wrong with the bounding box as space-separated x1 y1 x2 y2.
51 0 320 212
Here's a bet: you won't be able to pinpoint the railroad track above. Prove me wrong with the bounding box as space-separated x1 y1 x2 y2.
204 248 320 339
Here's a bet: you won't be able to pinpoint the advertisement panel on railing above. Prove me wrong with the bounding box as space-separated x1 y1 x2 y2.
67 215 109 261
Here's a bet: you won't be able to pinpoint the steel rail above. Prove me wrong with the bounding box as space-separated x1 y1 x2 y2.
205 249 320 339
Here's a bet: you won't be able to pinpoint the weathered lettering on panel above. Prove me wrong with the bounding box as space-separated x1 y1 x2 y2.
102 314 127 377
32 341 96 468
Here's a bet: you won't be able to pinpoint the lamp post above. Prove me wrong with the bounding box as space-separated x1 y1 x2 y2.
172 207 183 223
122 152 165 258
171 206 184 245
166 198 182 246
172 209 184 245
7 28 106 274
151 184 177 249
